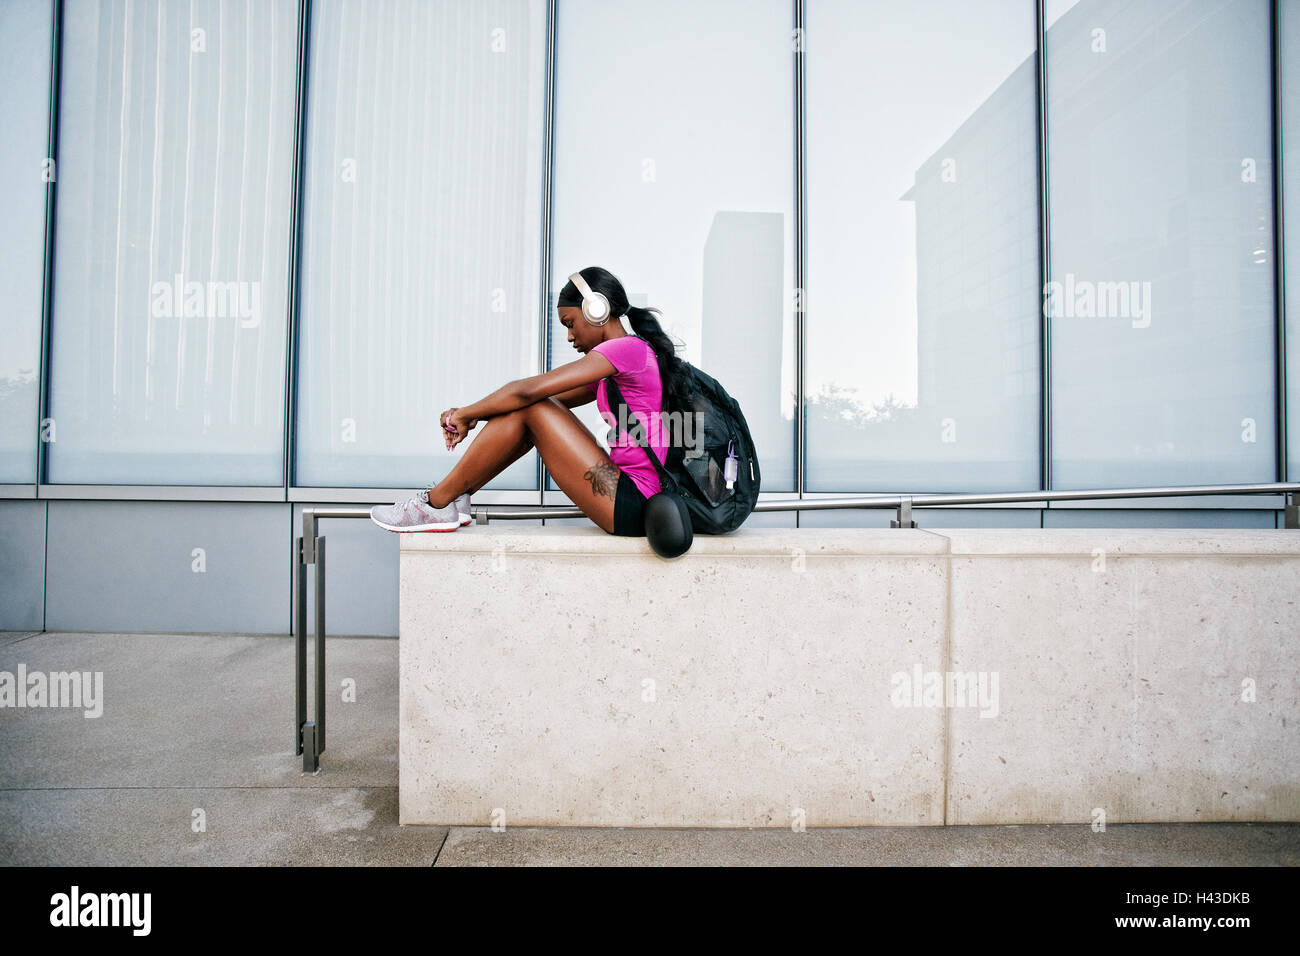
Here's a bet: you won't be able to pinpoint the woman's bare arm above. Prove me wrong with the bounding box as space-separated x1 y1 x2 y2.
458 353 614 420
551 385 598 409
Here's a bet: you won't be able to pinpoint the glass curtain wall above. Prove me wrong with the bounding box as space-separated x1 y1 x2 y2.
0 0 54 484
548 0 797 492
11 0 1296 501
1282 0 1300 481
804 0 1041 493
294 0 548 489
48 0 300 485
1046 0 1275 488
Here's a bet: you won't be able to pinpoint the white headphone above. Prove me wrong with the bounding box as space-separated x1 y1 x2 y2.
569 272 625 326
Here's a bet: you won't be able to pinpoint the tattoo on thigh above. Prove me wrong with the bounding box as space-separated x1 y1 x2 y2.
583 461 620 500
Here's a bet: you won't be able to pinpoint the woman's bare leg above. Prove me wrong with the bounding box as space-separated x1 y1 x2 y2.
514 399 621 534
427 411 536 507
467 435 532 497
428 397 622 533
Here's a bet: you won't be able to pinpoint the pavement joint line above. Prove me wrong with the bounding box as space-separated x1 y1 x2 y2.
0 631 45 646
430 829 451 866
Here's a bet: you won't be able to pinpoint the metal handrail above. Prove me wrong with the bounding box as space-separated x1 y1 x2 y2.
294 482 1299 770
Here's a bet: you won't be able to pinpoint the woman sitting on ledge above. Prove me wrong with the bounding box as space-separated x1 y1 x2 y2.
370 266 691 536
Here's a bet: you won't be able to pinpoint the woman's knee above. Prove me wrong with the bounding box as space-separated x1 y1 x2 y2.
531 397 565 414
521 397 566 428
495 405 531 427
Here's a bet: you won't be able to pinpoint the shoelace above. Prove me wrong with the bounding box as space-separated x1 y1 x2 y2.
401 490 430 515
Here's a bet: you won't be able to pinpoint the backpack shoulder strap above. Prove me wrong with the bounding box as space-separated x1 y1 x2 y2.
604 375 674 489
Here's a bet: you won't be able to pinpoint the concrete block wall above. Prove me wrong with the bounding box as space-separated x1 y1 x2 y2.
398 526 1300 827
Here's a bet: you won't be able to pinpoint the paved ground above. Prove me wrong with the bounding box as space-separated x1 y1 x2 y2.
1 630 1296 866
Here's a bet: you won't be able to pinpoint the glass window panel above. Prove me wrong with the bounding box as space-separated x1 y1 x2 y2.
805 0 1040 493
48 0 298 485
548 0 796 492
1283 0 1300 480
1047 0 1275 487
295 0 546 489
0 0 54 483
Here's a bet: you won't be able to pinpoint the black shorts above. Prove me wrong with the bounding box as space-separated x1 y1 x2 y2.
612 470 648 536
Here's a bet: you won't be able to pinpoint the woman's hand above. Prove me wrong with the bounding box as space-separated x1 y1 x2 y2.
440 408 478 450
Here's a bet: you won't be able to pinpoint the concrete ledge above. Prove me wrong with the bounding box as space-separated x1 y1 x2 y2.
399 527 1300 827
943 529 1300 825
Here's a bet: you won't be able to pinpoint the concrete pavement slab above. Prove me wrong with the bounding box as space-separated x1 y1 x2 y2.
0 787 446 866
3 631 1298 867
0 632 398 789
0 632 42 650
433 822 1300 866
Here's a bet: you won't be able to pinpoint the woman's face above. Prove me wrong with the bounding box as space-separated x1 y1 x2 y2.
559 306 597 355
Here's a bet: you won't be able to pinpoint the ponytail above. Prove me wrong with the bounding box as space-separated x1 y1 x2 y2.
624 304 693 416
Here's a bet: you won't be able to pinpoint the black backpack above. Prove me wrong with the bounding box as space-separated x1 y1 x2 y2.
604 362 761 535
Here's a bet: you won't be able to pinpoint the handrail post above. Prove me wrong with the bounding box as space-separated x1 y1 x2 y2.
1287 492 1298 529
294 536 306 754
296 508 323 773
315 536 326 754
891 496 917 528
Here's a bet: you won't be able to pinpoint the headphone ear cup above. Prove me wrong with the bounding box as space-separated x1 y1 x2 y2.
570 271 612 324
584 293 610 324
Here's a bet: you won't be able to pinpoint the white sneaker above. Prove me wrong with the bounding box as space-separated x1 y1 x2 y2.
370 490 462 533
454 492 472 526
